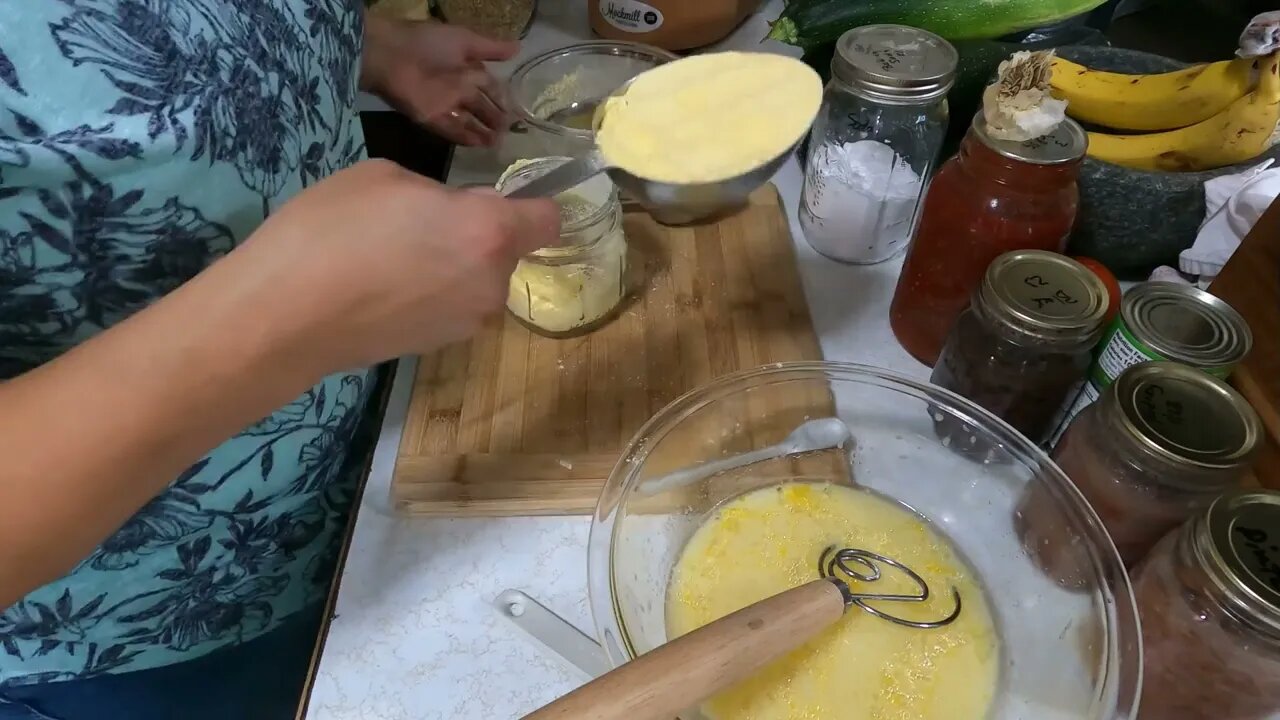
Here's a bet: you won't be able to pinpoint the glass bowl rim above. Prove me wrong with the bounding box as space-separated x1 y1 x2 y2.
586 360 1142 718
507 40 680 140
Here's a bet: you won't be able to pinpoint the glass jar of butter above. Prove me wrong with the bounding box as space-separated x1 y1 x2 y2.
495 157 630 338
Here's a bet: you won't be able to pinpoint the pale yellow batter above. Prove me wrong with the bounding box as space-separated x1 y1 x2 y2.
668 483 999 720
595 52 823 183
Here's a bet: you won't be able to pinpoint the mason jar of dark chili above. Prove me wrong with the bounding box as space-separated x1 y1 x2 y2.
1132 491 1280 720
890 113 1087 366
930 250 1109 454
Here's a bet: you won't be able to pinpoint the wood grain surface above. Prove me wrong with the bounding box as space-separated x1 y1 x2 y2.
1210 195 1280 490
391 186 826 515
520 579 847 720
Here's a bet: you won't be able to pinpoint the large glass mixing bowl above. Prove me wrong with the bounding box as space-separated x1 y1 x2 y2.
587 362 1141 719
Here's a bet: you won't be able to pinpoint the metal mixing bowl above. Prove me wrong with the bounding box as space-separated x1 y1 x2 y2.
507 43 809 224
507 72 809 225
587 78 799 226
587 362 1142 719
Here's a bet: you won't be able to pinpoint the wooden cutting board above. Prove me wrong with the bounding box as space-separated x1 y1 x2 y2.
391 185 825 516
1210 194 1280 491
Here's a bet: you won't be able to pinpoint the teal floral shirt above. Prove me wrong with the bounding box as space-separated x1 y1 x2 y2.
0 0 373 685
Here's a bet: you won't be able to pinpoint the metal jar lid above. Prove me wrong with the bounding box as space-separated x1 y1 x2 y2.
831 25 957 104
1194 491 1280 635
1107 361 1261 472
971 112 1088 165
976 250 1110 346
1118 282 1253 370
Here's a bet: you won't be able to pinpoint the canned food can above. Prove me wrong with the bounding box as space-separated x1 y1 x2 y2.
1048 281 1252 445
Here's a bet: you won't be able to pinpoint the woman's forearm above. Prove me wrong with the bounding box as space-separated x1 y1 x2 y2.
0 157 559 609
0 252 325 608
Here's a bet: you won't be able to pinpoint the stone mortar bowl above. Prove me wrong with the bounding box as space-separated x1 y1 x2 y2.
1058 45 1280 278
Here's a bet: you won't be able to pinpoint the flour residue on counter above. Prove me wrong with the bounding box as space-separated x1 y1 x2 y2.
594 52 823 183
667 482 999 720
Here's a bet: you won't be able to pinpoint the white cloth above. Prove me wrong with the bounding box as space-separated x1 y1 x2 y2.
1148 265 1191 285
1239 11 1280 58
1151 159 1280 288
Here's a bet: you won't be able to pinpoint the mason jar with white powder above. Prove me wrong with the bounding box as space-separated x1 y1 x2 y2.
799 25 956 264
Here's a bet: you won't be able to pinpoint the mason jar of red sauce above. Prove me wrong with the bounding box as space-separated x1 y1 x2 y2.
890 113 1087 366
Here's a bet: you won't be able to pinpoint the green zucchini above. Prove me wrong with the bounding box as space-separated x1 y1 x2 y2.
768 0 1109 47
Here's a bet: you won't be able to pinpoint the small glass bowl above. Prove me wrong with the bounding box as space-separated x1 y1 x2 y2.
588 362 1143 719
503 41 678 161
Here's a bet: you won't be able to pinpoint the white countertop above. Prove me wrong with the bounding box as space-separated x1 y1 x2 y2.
308 3 928 718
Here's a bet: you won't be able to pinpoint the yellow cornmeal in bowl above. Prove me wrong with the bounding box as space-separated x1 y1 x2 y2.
667 482 999 720
595 52 823 184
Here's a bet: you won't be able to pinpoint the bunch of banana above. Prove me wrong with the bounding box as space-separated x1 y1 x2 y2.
1049 53 1280 172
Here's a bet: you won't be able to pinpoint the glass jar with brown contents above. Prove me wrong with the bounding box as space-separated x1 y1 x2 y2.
1016 361 1262 586
437 0 535 40
1133 491 1280 720
930 251 1109 455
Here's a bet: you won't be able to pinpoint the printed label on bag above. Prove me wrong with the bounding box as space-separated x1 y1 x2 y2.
1045 380 1101 449
598 0 664 32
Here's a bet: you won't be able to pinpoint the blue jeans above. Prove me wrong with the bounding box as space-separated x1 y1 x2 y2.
0 604 324 720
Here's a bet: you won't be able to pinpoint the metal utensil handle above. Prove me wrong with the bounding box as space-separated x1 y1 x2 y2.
520 579 848 720
503 151 608 199
493 590 610 679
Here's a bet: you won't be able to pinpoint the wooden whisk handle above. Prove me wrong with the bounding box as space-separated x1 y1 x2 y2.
521 578 849 720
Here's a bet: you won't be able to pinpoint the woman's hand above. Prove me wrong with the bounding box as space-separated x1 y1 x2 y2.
239 159 557 371
361 15 518 146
